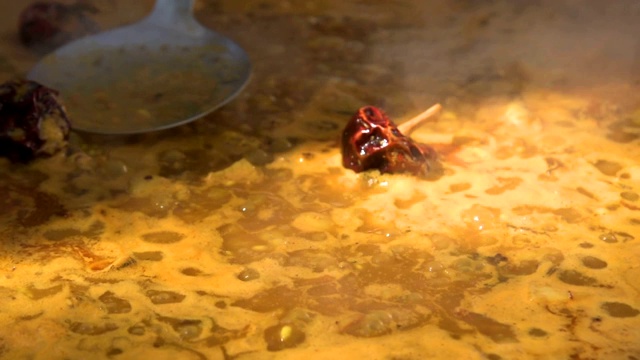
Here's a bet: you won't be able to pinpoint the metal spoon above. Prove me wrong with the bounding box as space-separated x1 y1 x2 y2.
27 0 251 134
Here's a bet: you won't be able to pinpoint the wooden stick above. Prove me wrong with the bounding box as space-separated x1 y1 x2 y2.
397 103 442 136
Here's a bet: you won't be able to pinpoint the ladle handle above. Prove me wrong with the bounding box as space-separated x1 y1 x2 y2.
146 0 201 34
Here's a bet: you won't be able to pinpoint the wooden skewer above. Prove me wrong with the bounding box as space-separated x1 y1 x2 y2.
397 103 442 136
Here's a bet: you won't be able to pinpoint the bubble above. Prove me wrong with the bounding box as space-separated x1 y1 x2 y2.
157 316 203 340
99 291 132 314
268 137 295 153
72 152 96 171
500 260 539 276
557 270 598 286
423 260 446 273
528 328 548 337
601 302 640 318
101 158 128 179
553 208 582 223
158 149 187 176
430 233 454 250
542 249 564 265
128 325 146 336
305 231 328 242
599 233 618 243
264 323 306 351
220 224 273 264
69 322 118 335
291 212 335 233
581 256 607 269
181 267 204 276
215 301 227 309
343 311 393 337
281 308 315 327
451 257 485 274
592 159 622 176
342 308 424 338
245 148 274 166
237 268 260 281
146 290 186 304
621 191 639 202
175 323 202 340
460 204 501 231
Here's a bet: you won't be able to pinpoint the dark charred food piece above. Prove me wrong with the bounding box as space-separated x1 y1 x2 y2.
341 106 436 176
0 80 71 162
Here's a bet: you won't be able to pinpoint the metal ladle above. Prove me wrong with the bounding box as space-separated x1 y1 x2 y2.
27 0 251 134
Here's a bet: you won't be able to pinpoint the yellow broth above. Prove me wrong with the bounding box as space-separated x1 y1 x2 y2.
0 0 639 359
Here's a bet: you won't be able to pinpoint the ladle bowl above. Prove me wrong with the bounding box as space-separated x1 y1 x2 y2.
27 0 251 134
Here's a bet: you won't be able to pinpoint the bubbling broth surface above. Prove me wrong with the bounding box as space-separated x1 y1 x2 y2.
0 0 639 359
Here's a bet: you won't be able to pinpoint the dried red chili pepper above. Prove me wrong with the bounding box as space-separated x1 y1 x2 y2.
0 80 71 163
341 105 441 176
18 1 99 53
